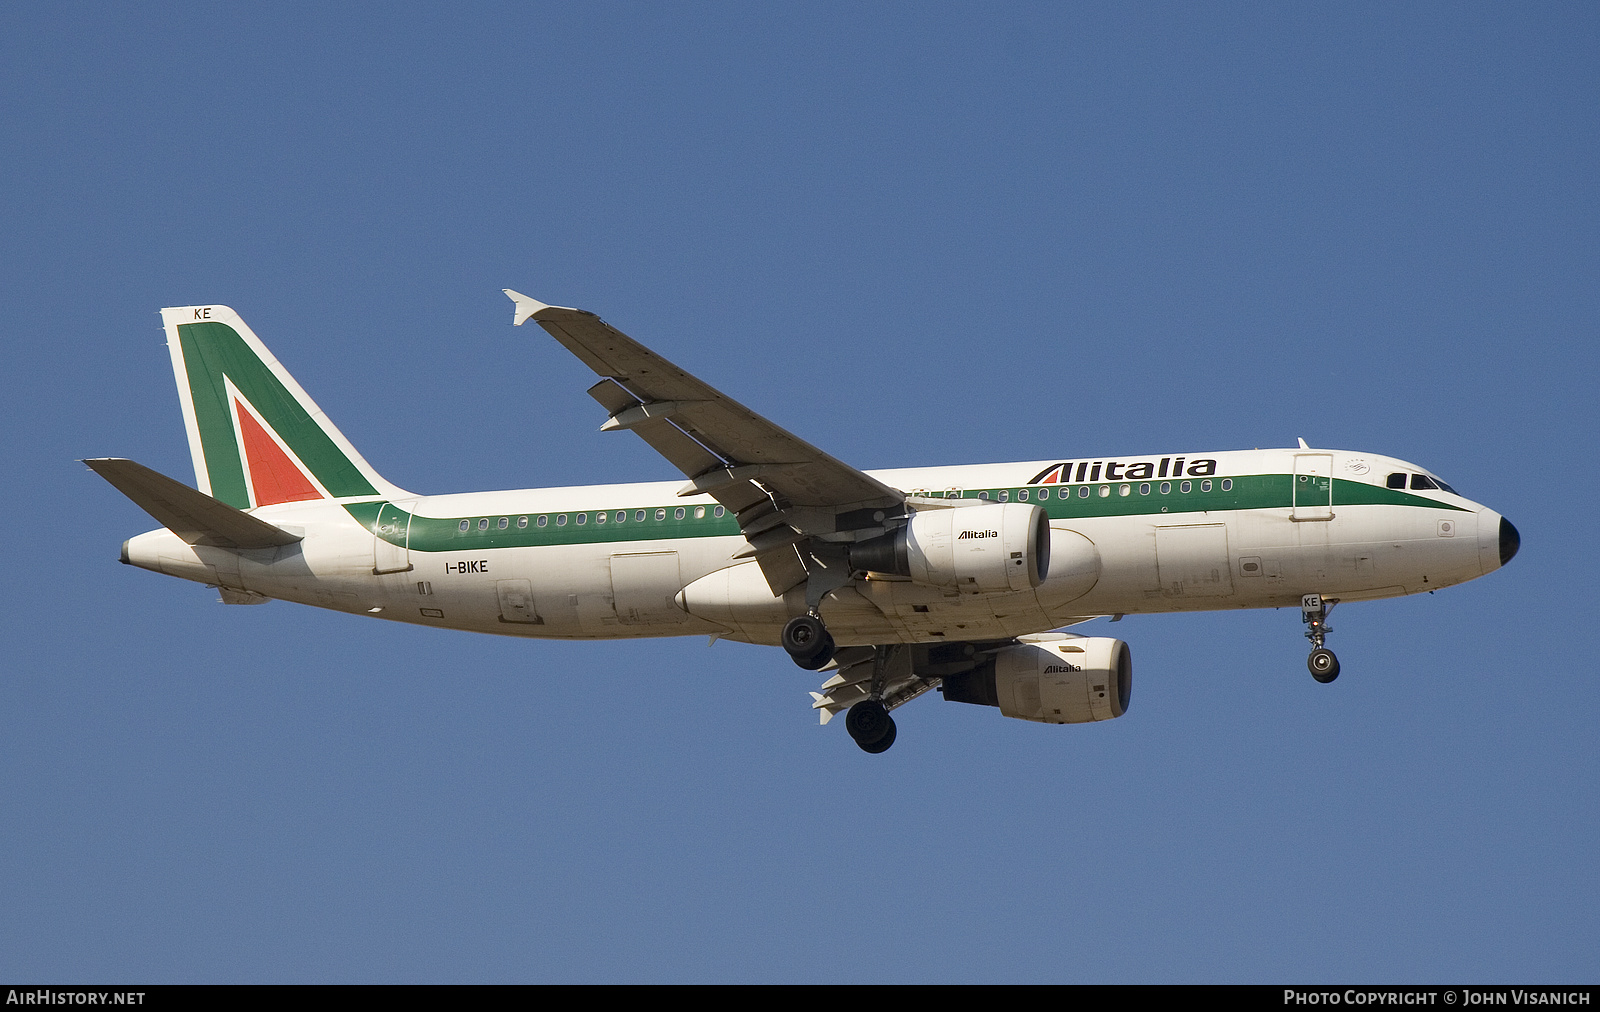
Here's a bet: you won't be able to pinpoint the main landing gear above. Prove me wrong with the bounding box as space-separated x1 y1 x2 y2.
782 613 898 753
782 614 835 670
846 699 896 754
843 646 901 753
1302 593 1340 683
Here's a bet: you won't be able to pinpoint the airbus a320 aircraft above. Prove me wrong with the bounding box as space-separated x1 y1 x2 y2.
89 292 1520 753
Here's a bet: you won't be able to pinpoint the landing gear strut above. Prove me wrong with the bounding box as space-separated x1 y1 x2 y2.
782 614 835 670
1302 593 1340 683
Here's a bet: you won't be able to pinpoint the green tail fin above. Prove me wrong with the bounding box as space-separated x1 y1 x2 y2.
159 305 406 509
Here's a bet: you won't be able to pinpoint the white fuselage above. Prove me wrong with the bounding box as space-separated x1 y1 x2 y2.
121 447 1507 647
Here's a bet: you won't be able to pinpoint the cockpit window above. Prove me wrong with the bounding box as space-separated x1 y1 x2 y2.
1410 474 1438 491
1435 478 1457 494
1386 472 1407 489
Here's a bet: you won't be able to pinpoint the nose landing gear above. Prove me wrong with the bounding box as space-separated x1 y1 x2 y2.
1302 593 1340 683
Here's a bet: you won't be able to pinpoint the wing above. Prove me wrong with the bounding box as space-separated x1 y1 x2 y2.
506 290 905 593
807 623 1109 724
806 640 1006 725
808 645 939 724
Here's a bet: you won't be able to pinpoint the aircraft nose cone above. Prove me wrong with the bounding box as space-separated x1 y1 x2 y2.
1499 517 1520 567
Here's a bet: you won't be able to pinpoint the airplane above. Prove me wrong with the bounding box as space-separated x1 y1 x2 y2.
88 292 1521 753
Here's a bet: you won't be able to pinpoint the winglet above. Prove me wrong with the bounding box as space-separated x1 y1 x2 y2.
1298 437 1311 450
503 289 551 326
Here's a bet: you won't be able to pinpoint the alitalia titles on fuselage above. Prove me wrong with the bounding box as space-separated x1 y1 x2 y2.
1029 459 1219 484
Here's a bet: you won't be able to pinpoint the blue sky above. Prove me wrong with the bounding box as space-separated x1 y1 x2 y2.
2 3 1595 982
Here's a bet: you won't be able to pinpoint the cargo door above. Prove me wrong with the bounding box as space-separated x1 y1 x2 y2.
496 579 543 624
610 552 687 625
1155 524 1235 598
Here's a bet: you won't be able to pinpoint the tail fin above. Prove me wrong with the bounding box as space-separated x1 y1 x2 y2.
160 305 408 509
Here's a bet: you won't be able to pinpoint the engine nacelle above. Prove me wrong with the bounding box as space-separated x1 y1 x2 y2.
941 637 1132 724
850 503 1050 592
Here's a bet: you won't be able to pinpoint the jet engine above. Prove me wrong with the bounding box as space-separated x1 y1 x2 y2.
941 637 1132 724
850 503 1050 593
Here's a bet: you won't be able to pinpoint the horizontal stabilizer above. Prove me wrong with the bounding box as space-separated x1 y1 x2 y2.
85 458 304 550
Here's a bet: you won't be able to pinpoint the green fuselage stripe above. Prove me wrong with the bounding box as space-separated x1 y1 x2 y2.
346 474 1464 553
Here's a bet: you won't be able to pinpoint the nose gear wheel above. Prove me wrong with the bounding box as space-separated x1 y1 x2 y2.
1308 647 1340 682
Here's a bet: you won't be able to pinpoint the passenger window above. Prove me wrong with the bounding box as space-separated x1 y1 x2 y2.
1038 488 1050 500
675 507 686 520
537 516 548 527
655 508 666 521
1387 472 1407 489
1139 483 1150 495
1017 489 1028 501
1180 481 1192 493
1119 484 1130 496
1201 480 1212 492
1411 474 1438 491
459 520 470 532
999 490 1010 502
978 491 990 501
498 517 509 529
1077 486 1089 499
636 510 646 522
1221 479 1232 491
1160 482 1171 494
576 513 586 525
694 506 706 519
713 506 725 518
556 515 567 526
1098 485 1110 497
595 511 606 524
478 518 489 531
616 511 626 523
518 517 528 528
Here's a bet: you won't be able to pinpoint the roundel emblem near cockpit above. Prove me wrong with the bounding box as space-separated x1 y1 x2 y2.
1343 458 1370 474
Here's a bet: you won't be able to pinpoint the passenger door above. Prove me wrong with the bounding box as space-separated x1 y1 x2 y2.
373 501 414 574
1293 454 1334 521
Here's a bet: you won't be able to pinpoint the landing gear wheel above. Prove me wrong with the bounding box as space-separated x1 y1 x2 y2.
1308 647 1340 683
857 716 897 754
781 615 835 670
845 699 892 747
